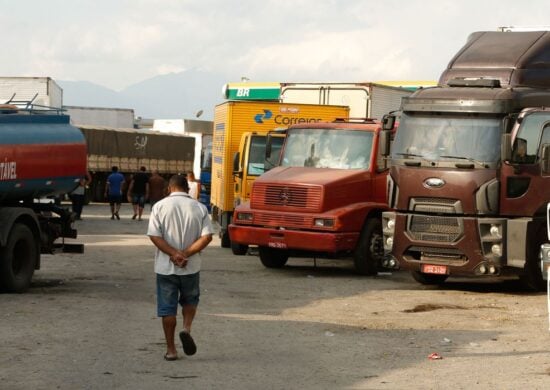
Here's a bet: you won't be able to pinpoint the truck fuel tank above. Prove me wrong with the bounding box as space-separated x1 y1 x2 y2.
0 111 87 202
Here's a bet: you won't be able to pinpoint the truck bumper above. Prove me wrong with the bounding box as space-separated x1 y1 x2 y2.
383 211 508 277
229 224 359 253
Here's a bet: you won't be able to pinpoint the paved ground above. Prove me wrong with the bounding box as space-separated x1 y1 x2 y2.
1 203 550 389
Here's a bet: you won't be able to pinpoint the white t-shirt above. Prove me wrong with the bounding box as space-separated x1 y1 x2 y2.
147 192 213 275
188 181 199 200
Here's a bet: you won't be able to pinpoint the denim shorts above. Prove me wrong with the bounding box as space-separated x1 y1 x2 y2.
156 272 200 317
108 194 122 205
132 194 146 207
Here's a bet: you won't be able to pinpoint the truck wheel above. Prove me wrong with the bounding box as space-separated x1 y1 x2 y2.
258 246 289 268
411 271 448 285
353 218 383 275
231 242 249 256
520 227 546 291
221 231 231 248
0 224 38 293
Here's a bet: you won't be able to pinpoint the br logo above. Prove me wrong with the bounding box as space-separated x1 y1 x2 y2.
254 109 273 124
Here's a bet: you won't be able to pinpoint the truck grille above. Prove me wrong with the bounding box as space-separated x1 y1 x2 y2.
408 215 463 242
251 183 322 212
254 212 313 228
409 197 462 214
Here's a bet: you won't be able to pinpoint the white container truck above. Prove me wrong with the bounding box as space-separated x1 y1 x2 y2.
279 82 414 119
0 77 63 108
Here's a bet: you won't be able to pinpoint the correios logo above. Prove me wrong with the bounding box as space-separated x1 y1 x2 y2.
254 107 324 125
254 109 273 124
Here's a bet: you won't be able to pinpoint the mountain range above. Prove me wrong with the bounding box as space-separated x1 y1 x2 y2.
59 69 228 121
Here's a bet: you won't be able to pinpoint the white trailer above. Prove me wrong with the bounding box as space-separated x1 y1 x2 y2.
64 106 136 129
0 77 63 108
280 82 413 119
152 119 213 178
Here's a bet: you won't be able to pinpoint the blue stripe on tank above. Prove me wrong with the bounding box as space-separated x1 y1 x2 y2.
0 124 85 145
0 176 80 199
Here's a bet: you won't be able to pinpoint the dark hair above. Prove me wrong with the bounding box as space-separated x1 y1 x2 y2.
168 174 189 192
140 166 146 172
111 166 119 172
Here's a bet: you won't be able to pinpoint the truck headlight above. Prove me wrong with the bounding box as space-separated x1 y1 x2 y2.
382 211 396 251
236 212 253 222
489 224 501 238
314 218 334 228
491 244 502 257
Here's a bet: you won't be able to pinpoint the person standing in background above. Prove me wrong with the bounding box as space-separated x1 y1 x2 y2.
105 166 125 220
128 166 149 221
186 170 199 200
70 171 92 220
148 170 167 208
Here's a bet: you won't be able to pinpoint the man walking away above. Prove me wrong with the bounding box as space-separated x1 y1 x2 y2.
128 166 149 221
147 174 213 361
148 169 167 208
105 166 125 220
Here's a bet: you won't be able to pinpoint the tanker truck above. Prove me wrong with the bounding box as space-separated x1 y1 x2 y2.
0 105 86 293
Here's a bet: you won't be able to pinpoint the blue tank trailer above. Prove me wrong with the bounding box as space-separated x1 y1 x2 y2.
0 105 87 292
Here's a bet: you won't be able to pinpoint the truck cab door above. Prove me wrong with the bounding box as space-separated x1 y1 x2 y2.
233 134 249 207
501 111 550 216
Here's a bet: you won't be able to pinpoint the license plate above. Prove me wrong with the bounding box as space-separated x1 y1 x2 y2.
268 241 287 249
422 264 448 275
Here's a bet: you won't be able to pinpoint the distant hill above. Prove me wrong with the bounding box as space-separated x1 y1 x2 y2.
59 69 227 120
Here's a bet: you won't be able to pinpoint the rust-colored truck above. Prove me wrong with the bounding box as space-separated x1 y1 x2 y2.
229 119 394 274
382 31 550 290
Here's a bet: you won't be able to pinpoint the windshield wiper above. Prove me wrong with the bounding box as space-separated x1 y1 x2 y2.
395 152 426 159
439 155 487 168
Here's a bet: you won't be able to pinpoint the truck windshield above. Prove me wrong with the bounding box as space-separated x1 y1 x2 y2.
248 135 284 176
392 113 501 163
281 128 373 169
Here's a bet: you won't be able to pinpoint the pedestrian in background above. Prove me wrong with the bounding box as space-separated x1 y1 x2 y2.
70 171 92 220
148 169 167 208
186 170 200 200
147 174 213 361
128 166 149 221
105 166 125 220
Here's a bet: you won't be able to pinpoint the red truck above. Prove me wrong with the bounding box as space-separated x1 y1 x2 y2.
0 104 86 292
229 119 394 274
381 31 550 290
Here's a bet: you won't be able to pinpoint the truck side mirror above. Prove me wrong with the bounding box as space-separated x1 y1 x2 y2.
233 151 241 175
501 133 512 162
265 134 272 159
380 130 391 157
382 114 396 130
541 144 550 174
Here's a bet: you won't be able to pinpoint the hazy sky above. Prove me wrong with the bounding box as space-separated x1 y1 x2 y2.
1 0 549 90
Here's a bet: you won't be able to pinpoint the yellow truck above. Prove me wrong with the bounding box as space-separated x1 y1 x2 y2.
212 100 349 248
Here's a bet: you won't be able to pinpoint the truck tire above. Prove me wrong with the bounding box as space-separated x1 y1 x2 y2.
353 218 383 275
520 227 546 291
0 224 38 293
231 242 249 256
258 246 289 268
411 271 448 285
